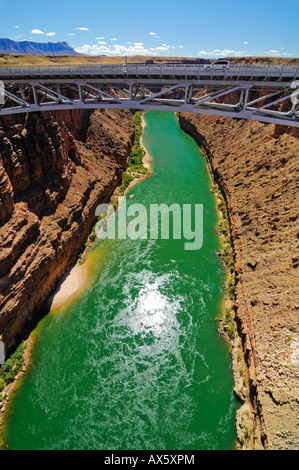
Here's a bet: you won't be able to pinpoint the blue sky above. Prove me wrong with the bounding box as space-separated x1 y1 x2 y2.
1 0 298 57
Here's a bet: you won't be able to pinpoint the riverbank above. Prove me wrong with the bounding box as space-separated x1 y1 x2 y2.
0 333 35 448
78 111 153 265
178 113 263 450
121 112 153 196
50 113 153 309
140 113 153 172
178 112 299 450
0 110 153 443
48 261 90 312
189 135 250 449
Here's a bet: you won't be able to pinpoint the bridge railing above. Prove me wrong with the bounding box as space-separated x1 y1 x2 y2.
0 63 298 78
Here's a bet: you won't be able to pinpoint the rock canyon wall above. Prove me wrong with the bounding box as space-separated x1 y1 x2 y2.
0 108 135 356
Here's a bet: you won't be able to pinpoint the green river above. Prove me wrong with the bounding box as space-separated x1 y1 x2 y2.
4 110 239 450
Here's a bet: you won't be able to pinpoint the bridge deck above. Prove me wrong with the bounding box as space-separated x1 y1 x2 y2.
0 63 298 127
1 63 298 80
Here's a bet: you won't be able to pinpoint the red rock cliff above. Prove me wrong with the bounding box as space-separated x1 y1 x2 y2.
0 108 135 355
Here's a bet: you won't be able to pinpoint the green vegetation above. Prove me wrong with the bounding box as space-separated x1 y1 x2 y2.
211 183 238 342
215 188 235 289
228 276 236 301
84 224 97 250
239 408 252 447
217 191 228 220
0 342 25 402
81 111 148 256
211 183 237 343
84 210 110 252
111 111 148 196
118 171 134 196
223 307 236 340
126 111 148 173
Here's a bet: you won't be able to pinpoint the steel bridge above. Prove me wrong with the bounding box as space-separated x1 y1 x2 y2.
0 63 299 127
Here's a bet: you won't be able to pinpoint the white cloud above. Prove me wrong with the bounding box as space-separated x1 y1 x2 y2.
198 49 246 57
156 45 170 51
75 42 159 56
110 38 118 41
179 45 183 48
31 29 56 36
15 25 20 29
95 37 104 40
75 27 89 31
98 40 106 44
31 29 44 34
67 33 75 36
243 41 248 44
264 49 292 56
75 44 109 54
134 42 143 46
149 32 156 35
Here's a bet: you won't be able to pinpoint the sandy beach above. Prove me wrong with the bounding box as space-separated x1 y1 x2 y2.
140 113 153 172
48 261 89 311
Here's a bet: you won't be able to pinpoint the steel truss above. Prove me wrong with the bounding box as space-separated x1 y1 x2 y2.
0 63 298 127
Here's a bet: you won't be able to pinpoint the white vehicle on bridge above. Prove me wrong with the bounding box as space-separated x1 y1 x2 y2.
209 59 230 69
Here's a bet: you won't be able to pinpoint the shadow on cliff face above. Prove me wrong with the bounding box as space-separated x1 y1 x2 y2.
0 112 80 219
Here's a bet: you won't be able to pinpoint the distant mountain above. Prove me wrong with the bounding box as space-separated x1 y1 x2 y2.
0 38 81 55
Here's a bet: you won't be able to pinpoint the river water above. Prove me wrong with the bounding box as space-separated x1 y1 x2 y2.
4 111 238 450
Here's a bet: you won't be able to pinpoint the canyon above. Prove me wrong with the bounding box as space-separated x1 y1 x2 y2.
0 79 298 449
0 107 135 355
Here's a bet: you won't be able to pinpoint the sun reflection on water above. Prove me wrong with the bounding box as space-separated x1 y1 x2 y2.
113 274 183 355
